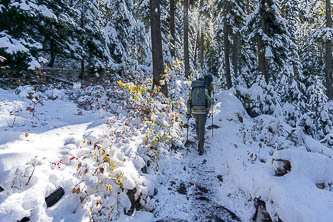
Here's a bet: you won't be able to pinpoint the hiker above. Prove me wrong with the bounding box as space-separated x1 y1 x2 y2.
186 74 215 155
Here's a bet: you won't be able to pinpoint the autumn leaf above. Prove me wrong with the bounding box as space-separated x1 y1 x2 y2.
25 133 29 137
70 156 75 160
26 107 34 112
77 162 82 171
106 184 113 191
99 167 104 174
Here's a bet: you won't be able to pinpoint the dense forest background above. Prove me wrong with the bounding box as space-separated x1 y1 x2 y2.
1 0 332 145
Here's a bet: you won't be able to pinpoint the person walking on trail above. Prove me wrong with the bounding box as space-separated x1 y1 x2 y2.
186 74 215 155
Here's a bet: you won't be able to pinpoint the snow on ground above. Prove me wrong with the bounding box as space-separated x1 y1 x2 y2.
207 90 333 222
153 88 333 222
0 87 110 221
0 87 155 222
0 85 332 222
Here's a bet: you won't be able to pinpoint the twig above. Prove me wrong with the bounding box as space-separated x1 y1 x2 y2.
11 116 16 128
26 164 36 186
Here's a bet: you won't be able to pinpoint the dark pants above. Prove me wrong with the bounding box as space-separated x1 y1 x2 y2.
193 114 207 153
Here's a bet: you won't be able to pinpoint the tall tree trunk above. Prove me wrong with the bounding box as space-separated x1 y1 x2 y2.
48 39 56 67
79 1 85 80
170 0 176 58
199 0 204 69
194 31 200 67
258 0 269 82
200 27 204 69
151 0 168 96
224 1 232 89
326 0 333 99
232 32 241 78
184 0 190 78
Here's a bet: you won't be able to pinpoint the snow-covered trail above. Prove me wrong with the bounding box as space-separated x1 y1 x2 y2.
153 90 255 221
153 89 333 222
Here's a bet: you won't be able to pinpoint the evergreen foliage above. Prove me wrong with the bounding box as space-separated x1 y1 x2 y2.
0 0 332 144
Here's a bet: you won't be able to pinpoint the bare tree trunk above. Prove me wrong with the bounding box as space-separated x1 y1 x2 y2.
200 27 204 69
79 3 85 80
199 0 204 69
151 0 168 96
194 31 200 67
258 0 269 82
170 0 176 58
48 39 56 67
224 1 232 89
232 32 241 78
326 0 333 99
184 0 190 78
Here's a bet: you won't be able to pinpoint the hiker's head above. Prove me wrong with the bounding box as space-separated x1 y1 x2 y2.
204 74 213 85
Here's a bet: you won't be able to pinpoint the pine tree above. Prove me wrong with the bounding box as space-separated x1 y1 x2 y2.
214 0 246 86
300 76 333 142
101 0 149 75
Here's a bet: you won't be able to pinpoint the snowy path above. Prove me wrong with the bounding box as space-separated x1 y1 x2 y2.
153 90 255 222
153 89 333 222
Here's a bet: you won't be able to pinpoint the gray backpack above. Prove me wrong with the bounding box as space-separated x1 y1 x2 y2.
191 80 207 107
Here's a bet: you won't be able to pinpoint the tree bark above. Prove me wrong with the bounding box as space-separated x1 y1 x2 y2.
151 0 168 96
170 0 176 58
184 0 190 78
326 0 333 99
224 1 232 89
232 31 241 78
194 31 200 67
199 0 204 69
200 27 204 69
79 0 85 80
258 0 269 82
48 39 56 67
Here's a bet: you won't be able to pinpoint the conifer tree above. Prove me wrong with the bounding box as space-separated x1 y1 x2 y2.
0 0 75 71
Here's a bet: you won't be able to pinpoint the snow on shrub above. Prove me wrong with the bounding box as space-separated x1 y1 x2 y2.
236 75 278 118
64 65 187 220
68 134 155 221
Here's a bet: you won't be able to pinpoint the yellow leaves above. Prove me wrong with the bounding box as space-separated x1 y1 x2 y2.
118 79 147 99
110 161 118 173
118 80 125 88
72 187 80 194
24 132 29 137
113 172 124 185
164 64 171 74
172 58 181 70
106 184 113 191
103 156 117 173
